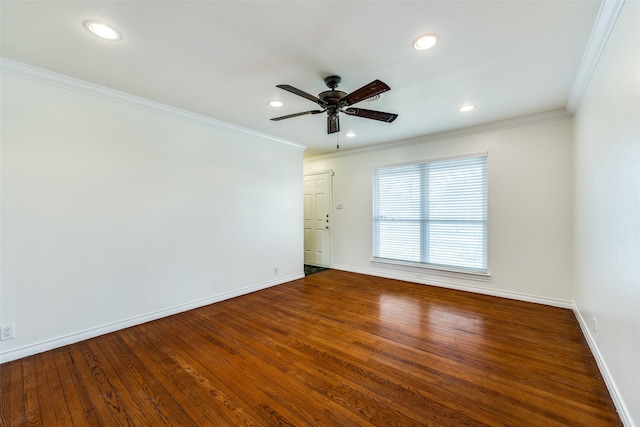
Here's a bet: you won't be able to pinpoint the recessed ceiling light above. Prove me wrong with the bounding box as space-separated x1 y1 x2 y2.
346 131 356 138
268 100 284 108
84 21 121 41
459 105 475 112
413 33 438 50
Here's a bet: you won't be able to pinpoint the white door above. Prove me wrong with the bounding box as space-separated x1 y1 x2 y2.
304 171 332 267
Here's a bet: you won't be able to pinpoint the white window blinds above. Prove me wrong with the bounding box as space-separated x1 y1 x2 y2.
373 155 487 274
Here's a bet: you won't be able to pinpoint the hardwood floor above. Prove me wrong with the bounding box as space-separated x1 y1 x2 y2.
1 270 620 426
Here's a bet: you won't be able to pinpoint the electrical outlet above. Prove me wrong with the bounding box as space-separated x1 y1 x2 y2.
1 324 15 341
592 317 597 336
273 267 278 275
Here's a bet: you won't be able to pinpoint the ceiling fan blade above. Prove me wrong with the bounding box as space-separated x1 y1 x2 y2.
270 110 325 121
343 108 398 123
339 80 391 106
327 115 340 134
276 84 325 105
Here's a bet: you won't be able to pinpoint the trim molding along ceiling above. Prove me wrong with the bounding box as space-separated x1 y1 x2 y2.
567 0 626 113
304 0 626 162
304 109 572 161
0 57 306 152
1 0 623 158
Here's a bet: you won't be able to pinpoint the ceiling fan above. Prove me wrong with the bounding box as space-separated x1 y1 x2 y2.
270 75 398 134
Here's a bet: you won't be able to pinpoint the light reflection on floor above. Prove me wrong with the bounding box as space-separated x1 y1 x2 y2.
379 294 485 351
379 294 421 328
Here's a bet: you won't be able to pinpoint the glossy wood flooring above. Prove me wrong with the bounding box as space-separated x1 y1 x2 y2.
1 270 621 426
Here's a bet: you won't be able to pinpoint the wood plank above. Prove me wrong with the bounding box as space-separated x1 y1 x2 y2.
51 346 103 426
69 341 124 425
0 270 622 426
94 332 198 426
0 360 22 425
212 302 483 425
22 357 41 426
189 307 432 425
37 350 75 426
120 325 237 425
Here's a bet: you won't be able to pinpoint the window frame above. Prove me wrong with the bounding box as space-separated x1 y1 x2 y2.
372 153 489 278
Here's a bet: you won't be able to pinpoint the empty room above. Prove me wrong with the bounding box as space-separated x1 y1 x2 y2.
1 1 638 426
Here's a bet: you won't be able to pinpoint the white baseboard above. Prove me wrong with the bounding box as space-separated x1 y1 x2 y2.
573 306 634 427
331 264 573 309
0 273 304 364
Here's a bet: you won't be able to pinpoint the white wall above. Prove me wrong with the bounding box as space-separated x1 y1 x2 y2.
0 68 305 362
304 118 574 306
573 1 640 425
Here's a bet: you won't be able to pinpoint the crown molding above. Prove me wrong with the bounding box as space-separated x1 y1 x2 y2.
305 109 571 162
566 0 626 114
0 57 306 151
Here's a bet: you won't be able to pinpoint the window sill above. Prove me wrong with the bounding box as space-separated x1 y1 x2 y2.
370 258 491 283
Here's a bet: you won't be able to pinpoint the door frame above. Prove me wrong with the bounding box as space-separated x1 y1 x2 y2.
303 169 334 267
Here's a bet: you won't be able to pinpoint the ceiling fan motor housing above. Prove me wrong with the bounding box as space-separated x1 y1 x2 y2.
318 90 347 107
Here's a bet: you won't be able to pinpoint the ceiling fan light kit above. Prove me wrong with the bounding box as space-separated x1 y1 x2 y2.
270 75 398 137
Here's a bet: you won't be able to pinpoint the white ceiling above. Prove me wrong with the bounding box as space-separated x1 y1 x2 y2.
1 1 601 157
